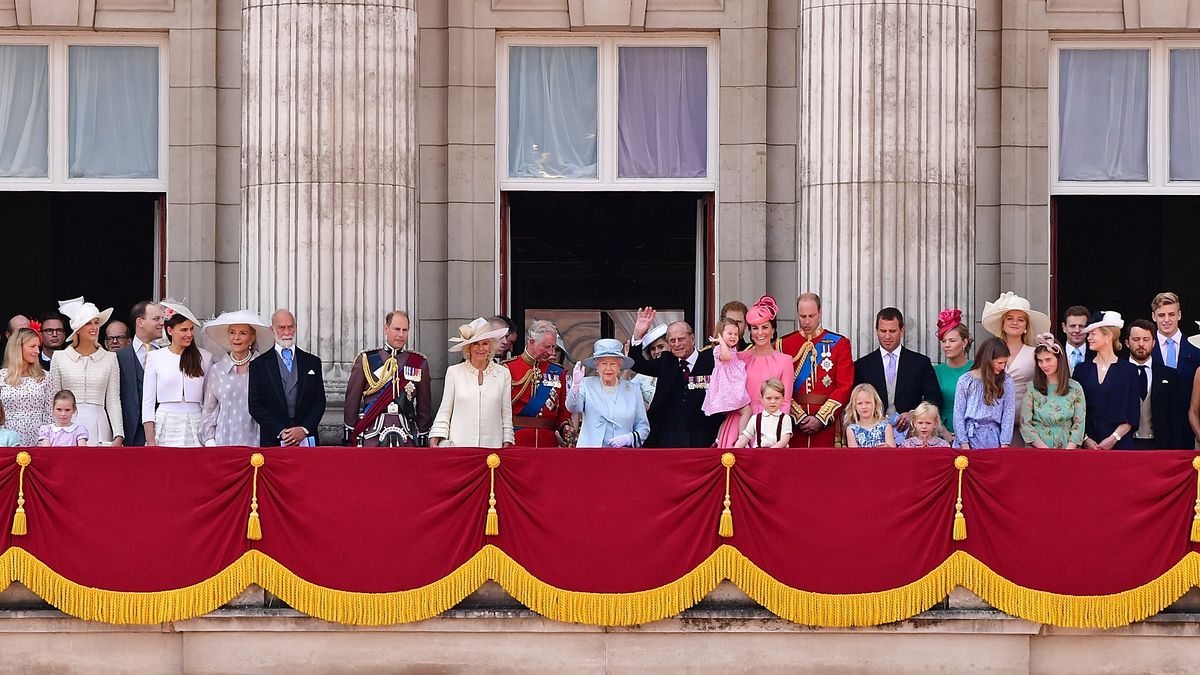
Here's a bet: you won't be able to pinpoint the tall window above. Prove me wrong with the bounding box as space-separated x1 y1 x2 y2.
500 36 717 190
0 36 166 190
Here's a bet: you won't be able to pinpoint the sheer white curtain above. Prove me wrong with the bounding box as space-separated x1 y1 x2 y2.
508 46 598 178
1171 50 1200 181
1058 49 1149 181
68 45 159 179
617 47 707 178
0 45 49 177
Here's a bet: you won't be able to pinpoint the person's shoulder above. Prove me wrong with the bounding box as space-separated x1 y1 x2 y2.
818 329 848 343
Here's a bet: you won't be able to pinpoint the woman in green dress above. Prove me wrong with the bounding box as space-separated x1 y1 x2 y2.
1020 333 1086 448
933 309 973 441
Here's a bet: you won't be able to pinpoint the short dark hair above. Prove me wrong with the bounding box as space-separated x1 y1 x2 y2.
875 307 905 328
39 312 65 326
1128 318 1156 335
1063 305 1090 321
129 300 157 326
720 300 748 318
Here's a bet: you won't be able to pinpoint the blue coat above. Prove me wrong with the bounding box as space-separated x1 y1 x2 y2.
566 377 651 448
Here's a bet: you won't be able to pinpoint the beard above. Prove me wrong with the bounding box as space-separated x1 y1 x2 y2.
276 336 295 349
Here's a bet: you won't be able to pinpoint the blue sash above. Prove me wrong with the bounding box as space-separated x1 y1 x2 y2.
793 333 843 392
517 362 564 418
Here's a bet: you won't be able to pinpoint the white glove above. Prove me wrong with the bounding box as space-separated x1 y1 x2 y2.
607 433 634 448
572 361 585 388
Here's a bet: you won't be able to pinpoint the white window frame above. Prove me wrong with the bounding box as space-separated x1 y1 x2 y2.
497 33 719 192
1050 37 1200 195
0 32 168 192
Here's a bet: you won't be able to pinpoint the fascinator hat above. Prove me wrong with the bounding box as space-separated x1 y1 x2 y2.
935 309 964 340
1033 332 1062 354
745 295 779 325
448 317 510 352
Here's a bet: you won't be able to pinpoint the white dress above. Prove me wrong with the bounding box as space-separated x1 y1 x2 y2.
1005 344 1036 447
143 347 214 447
0 369 51 446
49 346 124 444
429 360 514 448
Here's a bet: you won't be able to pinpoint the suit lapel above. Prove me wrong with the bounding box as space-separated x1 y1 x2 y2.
264 350 287 408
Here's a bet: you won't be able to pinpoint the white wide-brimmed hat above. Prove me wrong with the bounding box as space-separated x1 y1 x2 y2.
1191 321 1200 349
160 300 201 328
448 317 510 352
981 292 1051 344
641 323 669 356
203 310 274 353
58 296 113 343
583 338 634 370
1084 311 1124 334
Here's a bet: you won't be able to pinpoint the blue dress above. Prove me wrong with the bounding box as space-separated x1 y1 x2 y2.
566 377 651 448
1072 360 1139 450
847 420 890 448
953 371 1016 449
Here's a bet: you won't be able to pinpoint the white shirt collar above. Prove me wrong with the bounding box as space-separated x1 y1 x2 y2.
1129 356 1151 367
882 345 902 359
685 350 698 369
274 343 294 355
52 423 78 432
1067 344 1086 354
761 409 783 418
1158 331 1180 345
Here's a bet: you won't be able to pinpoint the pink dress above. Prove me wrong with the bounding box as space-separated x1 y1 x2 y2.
702 346 751 416
714 349 795 447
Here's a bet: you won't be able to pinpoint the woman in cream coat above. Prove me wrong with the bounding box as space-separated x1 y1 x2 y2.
50 297 124 445
429 318 514 448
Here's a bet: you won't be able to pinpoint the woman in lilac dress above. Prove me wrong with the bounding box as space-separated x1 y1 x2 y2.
713 296 794 447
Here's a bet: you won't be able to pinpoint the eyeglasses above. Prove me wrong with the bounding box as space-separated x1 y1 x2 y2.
41 328 65 334
104 335 129 342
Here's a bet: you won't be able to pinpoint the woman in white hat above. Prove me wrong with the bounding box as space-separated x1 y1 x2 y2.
428 318 514 448
630 323 669 408
200 310 273 447
566 339 650 448
981 292 1051 446
1072 311 1139 450
142 301 214 447
49 297 124 445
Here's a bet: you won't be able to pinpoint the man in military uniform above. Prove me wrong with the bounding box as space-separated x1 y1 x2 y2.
775 293 854 448
343 310 432 446
505 319 573 447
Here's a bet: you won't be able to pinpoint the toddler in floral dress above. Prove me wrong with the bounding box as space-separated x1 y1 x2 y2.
702 318 751 446
844 383 896 447
37 390 89 447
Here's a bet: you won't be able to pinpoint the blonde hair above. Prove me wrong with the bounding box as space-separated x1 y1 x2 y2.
1151 292 1180 312
3 328 44 387
910 402 942 431
844 383 884 426
760 378 786 397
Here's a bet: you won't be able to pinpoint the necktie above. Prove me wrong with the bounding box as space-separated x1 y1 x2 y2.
680 359 690 377
282 348 294 372
1165 339 1178 369
1136 364 1148 400
1069 348 1082 371
885 352 897 383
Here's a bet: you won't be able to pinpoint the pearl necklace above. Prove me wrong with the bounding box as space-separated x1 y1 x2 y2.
230 352 253 366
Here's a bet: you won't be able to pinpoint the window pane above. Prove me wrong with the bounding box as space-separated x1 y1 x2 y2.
618 47 707 178
508 46 598 178
1058 49 1148 181
0 45 49 178
69 46 159 179
1171 49 1200 181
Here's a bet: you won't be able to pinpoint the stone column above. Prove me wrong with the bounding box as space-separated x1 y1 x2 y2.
241 0 418 397
797 0 975 356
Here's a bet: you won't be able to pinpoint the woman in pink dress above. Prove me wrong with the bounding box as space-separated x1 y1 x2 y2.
714 296 795 447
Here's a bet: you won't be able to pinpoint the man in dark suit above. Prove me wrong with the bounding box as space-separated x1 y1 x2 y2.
629 307 722 448
115 300 164 446
1127 319 1178 449
853 307 942 435
1061 305 1091 374
248 309 327 446
1148 292 1198 447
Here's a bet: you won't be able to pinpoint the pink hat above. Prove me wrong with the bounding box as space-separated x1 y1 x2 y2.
936 308 963 340
745 295 779 325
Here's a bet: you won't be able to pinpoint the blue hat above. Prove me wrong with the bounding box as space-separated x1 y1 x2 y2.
582 338 634 370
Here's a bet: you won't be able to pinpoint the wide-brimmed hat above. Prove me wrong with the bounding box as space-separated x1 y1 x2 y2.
583 338 634 370
449 317 510 352
641 323 669 356
981 292 1050 344
1084 310 1124 334
1191 321 1200 349
203 310 274 353
160 301 201 328
58 296 113 343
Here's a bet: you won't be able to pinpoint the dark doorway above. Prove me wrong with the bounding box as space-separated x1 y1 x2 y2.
505 191 709 361
1054 195 1200 335
2 192 159 327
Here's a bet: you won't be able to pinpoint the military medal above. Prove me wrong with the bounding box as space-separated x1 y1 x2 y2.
387 401 399 414
821 357 833 371
404 381 416 399
822 375 833 387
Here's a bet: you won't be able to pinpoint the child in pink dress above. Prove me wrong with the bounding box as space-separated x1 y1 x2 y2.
37 390 89 447
711 296 796 447
703 318 752 447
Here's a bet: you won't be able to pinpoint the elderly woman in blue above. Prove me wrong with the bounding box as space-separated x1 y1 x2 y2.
567 339 651 448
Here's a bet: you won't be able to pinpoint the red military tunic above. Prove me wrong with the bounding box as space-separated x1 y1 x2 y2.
505 353 571 447
776 328 854 448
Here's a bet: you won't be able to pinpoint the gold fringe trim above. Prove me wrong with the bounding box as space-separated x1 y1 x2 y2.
3 546 1200 629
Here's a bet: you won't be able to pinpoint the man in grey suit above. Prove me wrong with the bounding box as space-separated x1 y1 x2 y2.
116 300 164 446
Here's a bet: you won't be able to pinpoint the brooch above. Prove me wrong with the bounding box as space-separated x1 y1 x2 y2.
405 381 416 399
820 357 834 372
821 375 833 387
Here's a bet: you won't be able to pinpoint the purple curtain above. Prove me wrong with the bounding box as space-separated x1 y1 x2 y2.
618 47 707 178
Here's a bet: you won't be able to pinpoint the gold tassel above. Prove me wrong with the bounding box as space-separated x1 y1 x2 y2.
247 453 265 541
1190 457 1200 543
952 455 968 541
10 451 30 536
719 452 735 538
485 453 500 536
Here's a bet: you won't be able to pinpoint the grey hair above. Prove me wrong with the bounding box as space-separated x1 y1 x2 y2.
667 320 693 336
526 319 558 343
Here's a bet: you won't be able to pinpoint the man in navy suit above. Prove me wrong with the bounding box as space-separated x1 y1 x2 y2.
115 300 164 446
248 309 327 446
1061 305 1091 374
853 307 942 435
1150 292 1200 447
629 307 721 448
1127 319 1179 449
